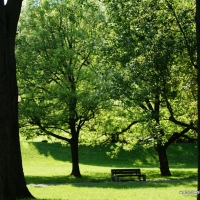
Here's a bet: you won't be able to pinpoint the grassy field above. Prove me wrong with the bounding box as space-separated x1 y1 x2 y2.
21 142 198 200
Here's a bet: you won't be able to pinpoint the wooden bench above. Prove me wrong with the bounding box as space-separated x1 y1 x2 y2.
111 168 146 182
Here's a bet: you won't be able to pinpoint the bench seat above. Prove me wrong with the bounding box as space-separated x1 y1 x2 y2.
111 168 146 182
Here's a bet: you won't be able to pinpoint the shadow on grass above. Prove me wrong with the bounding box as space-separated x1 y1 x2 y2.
30 142 197 168
30 142 159 167
70 180 197 189
26 174 110 185
25 168 197 185
26 177 197 190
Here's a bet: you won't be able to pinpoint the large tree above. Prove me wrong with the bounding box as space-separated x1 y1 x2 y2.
100 0 197 176
0 0 33 199
16 0 106 177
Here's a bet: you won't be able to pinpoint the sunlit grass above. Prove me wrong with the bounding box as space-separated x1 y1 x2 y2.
21 142 197 184
26 181 197 200
20 142 198 199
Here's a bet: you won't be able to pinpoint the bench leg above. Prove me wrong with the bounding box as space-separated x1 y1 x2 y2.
138 175 146 181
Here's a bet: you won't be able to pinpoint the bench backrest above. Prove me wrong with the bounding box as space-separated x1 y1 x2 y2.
111 169 141 175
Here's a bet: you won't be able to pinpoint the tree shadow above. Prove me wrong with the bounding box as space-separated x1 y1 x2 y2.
71 180 197 189
31 142 69 162
32 142 152 167
25 175 197 189
25 169 197 185
31 142 197 168
26 174 110 185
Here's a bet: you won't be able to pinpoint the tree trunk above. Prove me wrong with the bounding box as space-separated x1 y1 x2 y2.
70 132 81 177
0 1 33 199
156 144 171 176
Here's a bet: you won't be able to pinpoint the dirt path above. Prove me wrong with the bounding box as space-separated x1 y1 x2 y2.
27 178 197 187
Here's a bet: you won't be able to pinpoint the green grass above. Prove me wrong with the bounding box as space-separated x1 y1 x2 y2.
21 142 198 199
27 181 197 200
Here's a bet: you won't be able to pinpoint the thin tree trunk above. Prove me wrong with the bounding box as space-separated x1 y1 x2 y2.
156 144 171 176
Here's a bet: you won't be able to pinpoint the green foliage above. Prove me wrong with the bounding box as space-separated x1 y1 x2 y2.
17 0 108 140
97 0 197 147
16 0 197 177
17 0 197 145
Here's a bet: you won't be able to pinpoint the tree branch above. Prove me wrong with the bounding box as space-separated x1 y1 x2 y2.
165 0 197 69
145 98 154 111
165 126 191 147
115 120 139 135
169 116 198 132
31 117 71 143
165 98 197 131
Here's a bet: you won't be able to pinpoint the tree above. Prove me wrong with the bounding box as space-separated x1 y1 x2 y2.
100 0 197 176
0 0 33 199
16 0 106 177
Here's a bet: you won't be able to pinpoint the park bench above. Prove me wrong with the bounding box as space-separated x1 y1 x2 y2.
111 168 146 182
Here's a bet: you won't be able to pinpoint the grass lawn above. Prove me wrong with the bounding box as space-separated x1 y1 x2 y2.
27 181 197 200
21 142 198 200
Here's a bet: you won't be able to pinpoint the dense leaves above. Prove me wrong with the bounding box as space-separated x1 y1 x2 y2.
97 0 197 175
17 0 197 176
17 0 107 176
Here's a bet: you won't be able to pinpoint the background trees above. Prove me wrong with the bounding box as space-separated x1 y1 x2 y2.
16 0 197 178
16 0 107 177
